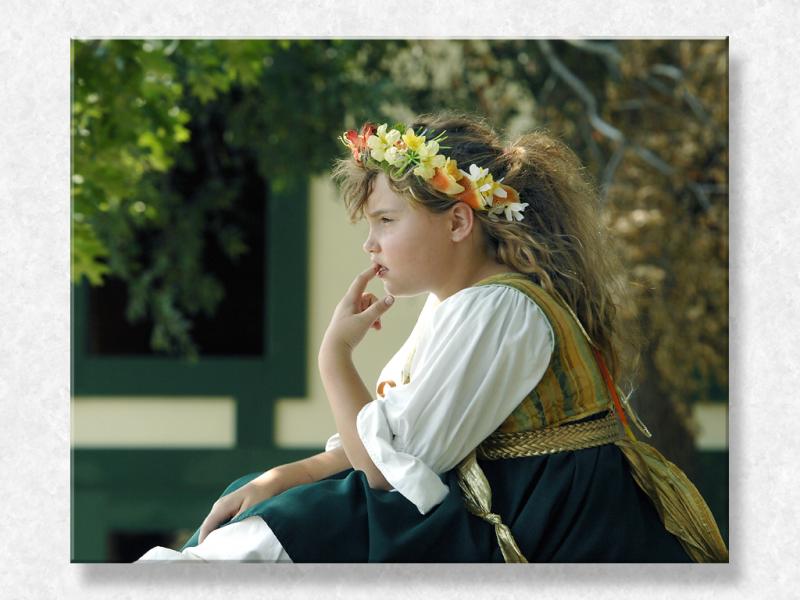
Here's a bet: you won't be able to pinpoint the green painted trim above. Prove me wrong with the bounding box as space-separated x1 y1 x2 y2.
75 358 271 395
73 447 317 488
71 177 312 561
71 446 321 562
264 176 309 397
71 489 108 562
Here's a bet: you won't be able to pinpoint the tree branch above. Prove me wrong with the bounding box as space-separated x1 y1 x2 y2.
537 40 714 211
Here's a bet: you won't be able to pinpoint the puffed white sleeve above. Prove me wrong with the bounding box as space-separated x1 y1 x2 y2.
355 284 555 514
325 293 441 454
324 432 342 452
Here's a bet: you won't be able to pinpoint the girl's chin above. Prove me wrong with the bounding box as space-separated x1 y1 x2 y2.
380 277 400 296
380 273 425 298
381 280 424 299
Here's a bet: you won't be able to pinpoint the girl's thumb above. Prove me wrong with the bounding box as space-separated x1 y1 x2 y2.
367 295 394 319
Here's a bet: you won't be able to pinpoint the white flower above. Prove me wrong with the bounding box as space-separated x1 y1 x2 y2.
384 145 409 168
467 163 489 183
504 202 529 222
466 164 498 209
367 124 402 162
490 177 507 199
489 202 529 222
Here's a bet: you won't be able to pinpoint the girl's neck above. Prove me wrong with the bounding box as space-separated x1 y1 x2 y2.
434 260 520 301
472 261 518 282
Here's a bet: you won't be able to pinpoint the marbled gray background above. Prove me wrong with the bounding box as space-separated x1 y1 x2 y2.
0 0 793 597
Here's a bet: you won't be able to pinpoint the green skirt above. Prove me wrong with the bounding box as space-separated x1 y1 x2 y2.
181 443 691 562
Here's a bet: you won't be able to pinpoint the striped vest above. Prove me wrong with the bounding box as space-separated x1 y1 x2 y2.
474 272 613 434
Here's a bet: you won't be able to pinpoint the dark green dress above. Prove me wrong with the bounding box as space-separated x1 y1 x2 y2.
178 274 696 562
181 416 689 562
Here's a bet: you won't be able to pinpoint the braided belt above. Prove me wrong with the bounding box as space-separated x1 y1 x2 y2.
477 412 624 460
456 411 624 563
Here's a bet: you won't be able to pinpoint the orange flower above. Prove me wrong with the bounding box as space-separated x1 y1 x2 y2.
340 122 377 163
491 183 520 206
429 158 465 195
453 171 483 210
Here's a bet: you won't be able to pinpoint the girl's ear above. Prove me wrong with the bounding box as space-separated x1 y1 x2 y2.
449 202 475 242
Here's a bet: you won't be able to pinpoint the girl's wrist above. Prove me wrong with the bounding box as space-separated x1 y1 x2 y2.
318 336 352 366
257 463 313 496
253 467 291 496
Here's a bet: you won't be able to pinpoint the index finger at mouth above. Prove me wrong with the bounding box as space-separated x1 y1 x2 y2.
346 265 378 302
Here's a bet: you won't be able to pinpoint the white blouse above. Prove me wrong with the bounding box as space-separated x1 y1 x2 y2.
137 282 556 562
326 282 555 515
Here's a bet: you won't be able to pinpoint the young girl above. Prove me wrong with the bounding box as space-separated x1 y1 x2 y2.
138 112 728 563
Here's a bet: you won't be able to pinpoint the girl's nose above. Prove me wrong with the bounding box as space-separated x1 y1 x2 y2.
362 233 378 254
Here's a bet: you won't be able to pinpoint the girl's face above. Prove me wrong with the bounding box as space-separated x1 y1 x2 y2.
362 174 453 298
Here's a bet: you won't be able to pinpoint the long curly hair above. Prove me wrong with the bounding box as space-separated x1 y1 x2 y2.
331 111 638 381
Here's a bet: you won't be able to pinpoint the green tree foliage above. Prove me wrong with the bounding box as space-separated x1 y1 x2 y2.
72 39 402 358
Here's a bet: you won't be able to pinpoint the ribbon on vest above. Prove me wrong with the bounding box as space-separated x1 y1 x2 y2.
456 450 528 563
615 438 729 562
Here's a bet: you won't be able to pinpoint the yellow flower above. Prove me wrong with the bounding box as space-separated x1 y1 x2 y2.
402 128 426 152
412 140 446 180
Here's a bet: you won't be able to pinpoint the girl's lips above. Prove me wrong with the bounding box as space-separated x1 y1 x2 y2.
376 265 388 277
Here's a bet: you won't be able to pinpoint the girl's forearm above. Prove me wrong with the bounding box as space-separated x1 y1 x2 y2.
318 343 392 490
268 446 352 493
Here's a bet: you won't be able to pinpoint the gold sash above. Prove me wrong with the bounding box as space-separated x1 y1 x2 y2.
455 412 729 563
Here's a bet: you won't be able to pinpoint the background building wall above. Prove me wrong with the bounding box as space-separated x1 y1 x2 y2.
71 174 427 450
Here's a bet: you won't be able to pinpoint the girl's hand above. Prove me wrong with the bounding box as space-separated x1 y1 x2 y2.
321 265 395 353
198 470 283 544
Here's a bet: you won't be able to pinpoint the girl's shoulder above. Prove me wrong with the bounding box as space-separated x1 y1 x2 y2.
471 272 567 318
430 274 555 338
437 272 550 315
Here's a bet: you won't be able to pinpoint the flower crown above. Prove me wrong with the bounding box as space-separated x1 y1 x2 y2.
340 122 528 222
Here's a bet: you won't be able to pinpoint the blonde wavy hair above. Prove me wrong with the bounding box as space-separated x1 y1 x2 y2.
331 111 638 381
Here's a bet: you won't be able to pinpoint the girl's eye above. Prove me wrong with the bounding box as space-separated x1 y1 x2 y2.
380 217 393 223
